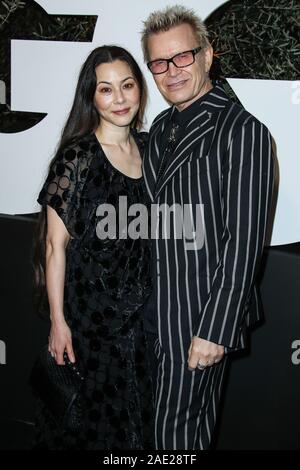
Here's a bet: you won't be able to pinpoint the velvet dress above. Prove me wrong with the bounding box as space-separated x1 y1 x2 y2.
34 130 153 450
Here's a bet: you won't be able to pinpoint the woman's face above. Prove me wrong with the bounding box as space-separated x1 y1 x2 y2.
94 59 140 128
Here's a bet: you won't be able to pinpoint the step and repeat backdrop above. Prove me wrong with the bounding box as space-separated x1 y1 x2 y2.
0 0 299 449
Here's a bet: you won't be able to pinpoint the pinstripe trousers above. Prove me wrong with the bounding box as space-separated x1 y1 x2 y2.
147 334 229 450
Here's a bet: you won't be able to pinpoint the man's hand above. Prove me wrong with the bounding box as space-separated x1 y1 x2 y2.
188 336 225 371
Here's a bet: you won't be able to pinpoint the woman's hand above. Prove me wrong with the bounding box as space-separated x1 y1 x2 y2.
48 319 75 365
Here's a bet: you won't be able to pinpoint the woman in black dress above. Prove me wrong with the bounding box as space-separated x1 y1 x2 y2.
34 46 153 449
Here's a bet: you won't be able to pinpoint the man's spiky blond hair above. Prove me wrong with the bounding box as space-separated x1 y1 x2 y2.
141 5 209 62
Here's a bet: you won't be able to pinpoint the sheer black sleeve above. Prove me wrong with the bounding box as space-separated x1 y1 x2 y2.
37 146 80 238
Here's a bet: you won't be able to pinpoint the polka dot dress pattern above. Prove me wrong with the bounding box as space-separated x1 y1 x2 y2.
34 131 154 450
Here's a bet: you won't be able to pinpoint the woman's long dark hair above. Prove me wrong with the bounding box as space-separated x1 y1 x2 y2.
33 45 148 316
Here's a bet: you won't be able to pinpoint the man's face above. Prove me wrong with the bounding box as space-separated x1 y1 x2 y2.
147 23 213 111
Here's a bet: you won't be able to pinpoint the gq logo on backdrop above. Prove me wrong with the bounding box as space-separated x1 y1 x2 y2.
291 340 300 365
0 0 97 133
0 339 6 365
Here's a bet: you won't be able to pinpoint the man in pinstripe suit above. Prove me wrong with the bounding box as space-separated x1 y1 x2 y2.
141 5 274 450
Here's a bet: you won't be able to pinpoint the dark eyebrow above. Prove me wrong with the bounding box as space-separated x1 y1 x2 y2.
96 76 135 86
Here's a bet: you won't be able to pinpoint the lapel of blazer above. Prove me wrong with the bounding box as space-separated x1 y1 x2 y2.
154 85 230 199
142 107 174 201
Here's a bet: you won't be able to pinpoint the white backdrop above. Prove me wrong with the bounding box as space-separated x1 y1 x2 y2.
0 0 299 246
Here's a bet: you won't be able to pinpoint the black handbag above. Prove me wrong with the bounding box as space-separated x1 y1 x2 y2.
29 345 85 433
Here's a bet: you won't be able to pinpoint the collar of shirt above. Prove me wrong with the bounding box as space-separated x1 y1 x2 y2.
172 84 216 126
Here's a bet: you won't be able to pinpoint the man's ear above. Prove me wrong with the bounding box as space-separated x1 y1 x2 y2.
203 44 214 74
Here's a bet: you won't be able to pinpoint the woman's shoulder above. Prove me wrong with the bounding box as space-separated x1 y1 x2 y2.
53 133 98 167
61 133 97 155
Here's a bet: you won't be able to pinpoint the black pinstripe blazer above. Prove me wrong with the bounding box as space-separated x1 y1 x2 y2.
143 84 274 362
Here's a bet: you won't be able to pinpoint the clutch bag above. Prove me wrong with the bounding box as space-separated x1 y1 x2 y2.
29 345 85 433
